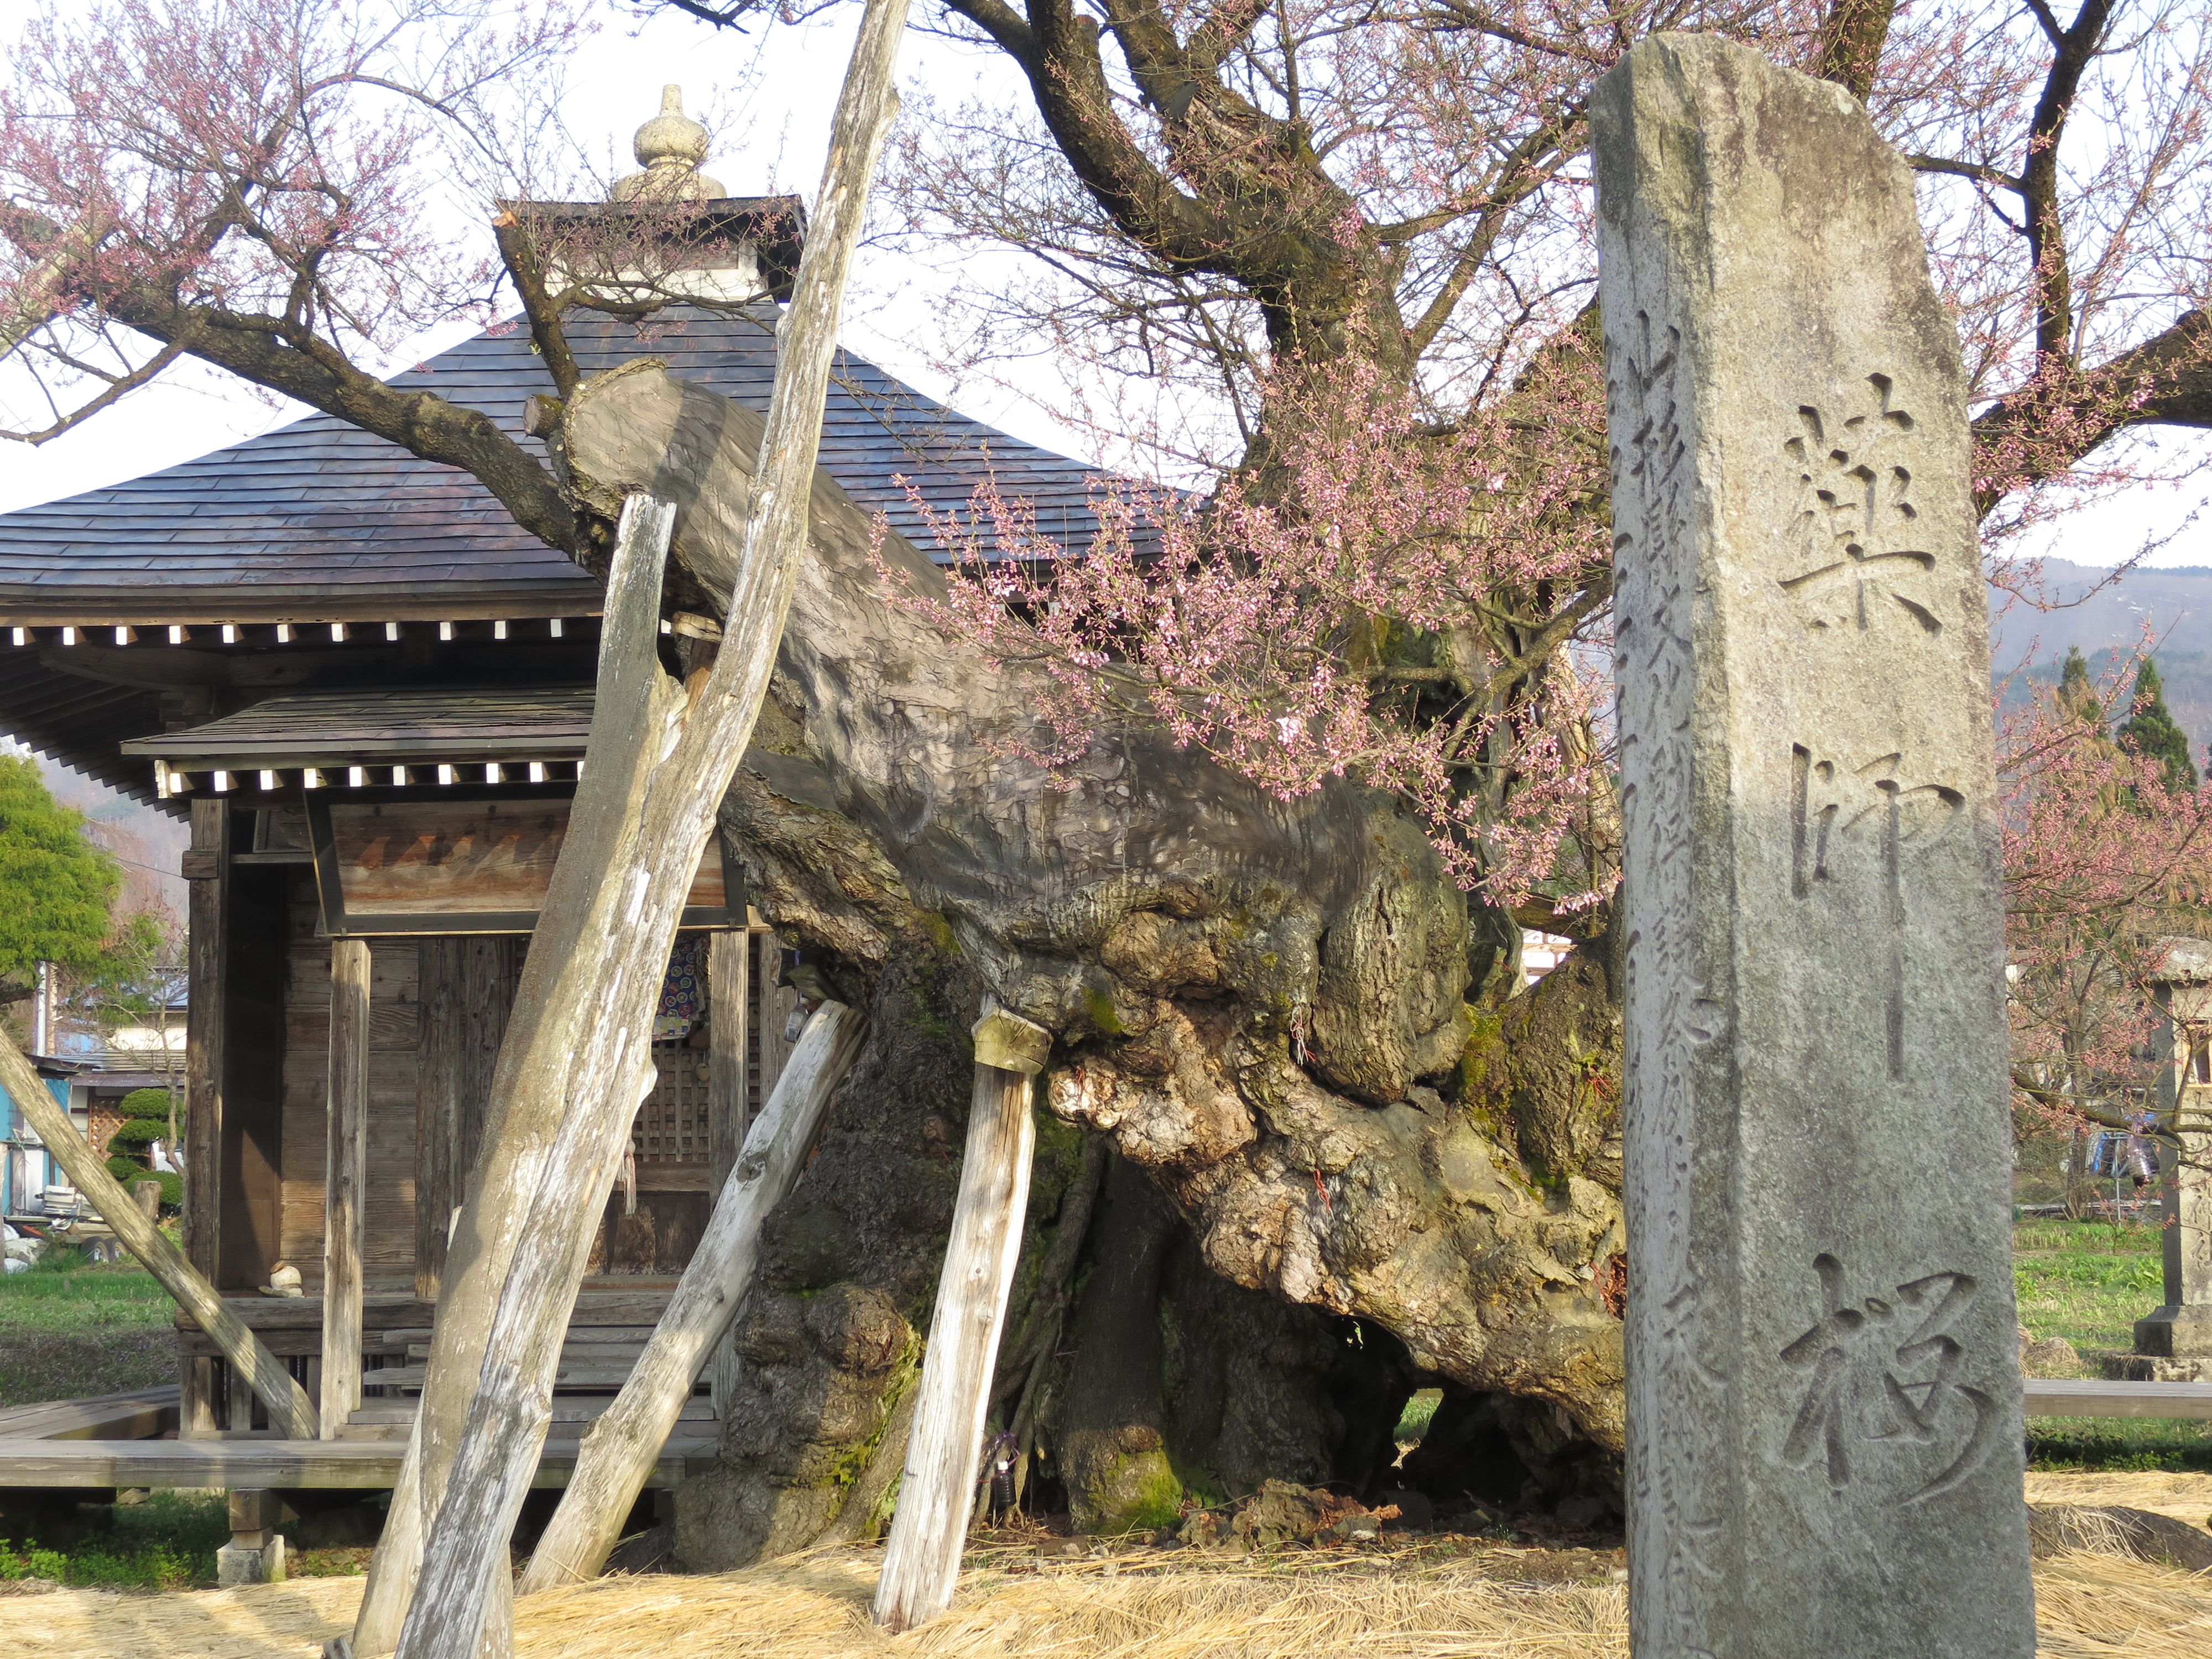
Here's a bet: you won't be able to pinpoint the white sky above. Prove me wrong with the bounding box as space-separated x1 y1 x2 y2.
0 1 2205 571
0 2 1084 505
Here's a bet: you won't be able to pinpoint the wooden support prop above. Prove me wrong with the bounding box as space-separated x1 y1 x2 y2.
0 1026 317 1438
872 1002 1048 1633
354 500 679 1659
356 5 912 1652
519 1001 867 1593
322 937 371 1437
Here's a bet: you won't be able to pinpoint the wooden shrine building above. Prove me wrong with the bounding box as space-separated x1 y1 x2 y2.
0 182 1108 1472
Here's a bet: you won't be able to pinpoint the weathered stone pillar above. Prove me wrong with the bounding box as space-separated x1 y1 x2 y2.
2134 940 2212 1372
1598 34 2034 1658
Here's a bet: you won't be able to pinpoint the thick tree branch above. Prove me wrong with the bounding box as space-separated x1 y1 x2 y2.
493 211 582 399
1810 0 1897 101
1972 306 2212 514
942 0 1228 274
2022 0 2114 364
1186 0 1272 76
102 291 579 551
3 197 579 551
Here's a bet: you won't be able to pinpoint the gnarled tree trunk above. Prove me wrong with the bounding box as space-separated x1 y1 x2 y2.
558 362 1627 1557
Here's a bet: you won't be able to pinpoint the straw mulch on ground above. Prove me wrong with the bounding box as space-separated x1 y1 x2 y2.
2028 1469 2212 1528
12 1476 2211 1659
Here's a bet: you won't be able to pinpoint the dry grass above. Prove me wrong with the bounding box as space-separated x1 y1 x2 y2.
2031 1553 2212 1657
12 1478 2211 1659
2028 1470 2212 1527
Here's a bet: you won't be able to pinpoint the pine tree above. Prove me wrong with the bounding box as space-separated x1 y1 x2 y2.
2116 655 2199 792
2057 646 2103 728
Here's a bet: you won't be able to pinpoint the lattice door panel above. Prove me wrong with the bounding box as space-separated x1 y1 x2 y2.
633 1047 713 1165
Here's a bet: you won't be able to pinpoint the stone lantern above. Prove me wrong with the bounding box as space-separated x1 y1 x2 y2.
2131 935 2212 1376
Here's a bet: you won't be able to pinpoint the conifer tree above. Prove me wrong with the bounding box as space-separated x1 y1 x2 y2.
2116 655 2199 792
2058 646 2103 728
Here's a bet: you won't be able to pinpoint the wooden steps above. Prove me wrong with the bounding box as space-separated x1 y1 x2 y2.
0 1386 180 1442
0 1433 718 1490
337 1394 719 1442
173 1291 677 1357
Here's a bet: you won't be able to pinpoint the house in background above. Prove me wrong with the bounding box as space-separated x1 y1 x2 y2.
2 1065 143 1221
0 93 1112 1463
0 1063 76 1220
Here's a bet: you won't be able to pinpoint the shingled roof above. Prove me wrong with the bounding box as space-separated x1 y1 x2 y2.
122 685 596 773
0 304 1107 623
0 304 1115 808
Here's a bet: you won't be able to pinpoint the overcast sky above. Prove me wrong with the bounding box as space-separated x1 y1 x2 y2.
0 0 2204 571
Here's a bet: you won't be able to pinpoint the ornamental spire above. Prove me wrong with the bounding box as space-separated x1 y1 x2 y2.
609 85 726 204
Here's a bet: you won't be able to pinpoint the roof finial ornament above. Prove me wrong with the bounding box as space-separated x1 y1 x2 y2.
609 85 726 204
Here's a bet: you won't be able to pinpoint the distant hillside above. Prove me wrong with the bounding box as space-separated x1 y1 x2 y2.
1991 559 2212 760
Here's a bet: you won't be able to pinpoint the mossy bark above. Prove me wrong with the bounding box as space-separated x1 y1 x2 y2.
1052 1154 1181 1533
566 371 1631 1564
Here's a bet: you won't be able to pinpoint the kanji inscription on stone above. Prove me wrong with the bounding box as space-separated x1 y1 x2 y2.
1598 33 2035 1659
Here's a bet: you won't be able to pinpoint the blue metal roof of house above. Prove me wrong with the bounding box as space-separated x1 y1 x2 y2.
0 305 1105 622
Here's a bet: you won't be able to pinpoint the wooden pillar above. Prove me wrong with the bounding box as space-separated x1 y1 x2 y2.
322 936 371 1439
182 1357 218 1438
753 931 799 1110
414 938 463 1300
228 1358 258 1434
872 1004 1048 1633
707 930 749 1192
457 938 510 1196
706 929 750 1413
216 1488 286 1585
181 800 229 1439
181 799 229 1279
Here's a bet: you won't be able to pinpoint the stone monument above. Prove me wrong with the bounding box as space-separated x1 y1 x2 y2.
1598 34 2036 1657
2131 937 2212 1376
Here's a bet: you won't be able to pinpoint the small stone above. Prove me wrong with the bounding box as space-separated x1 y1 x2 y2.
215 1535 287 1587
1369 1485 1433 1533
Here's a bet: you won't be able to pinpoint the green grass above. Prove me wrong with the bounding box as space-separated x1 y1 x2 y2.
0 1245 175 1405
0 1488 382 1589
1395 1388 1442 1443
2012 1215 2164 1353
0 1490 228 1589
2012 1214 2212 1473
0 1246 173 1333
2026 1418 2212 1474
